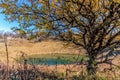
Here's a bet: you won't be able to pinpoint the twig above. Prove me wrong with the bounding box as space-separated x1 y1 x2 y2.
4 34 9 80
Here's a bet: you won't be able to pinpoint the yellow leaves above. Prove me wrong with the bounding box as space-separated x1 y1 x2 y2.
36 24 41 28
113 0 120 3
37 29 46 36
105 35 110 39
18 29 26 35
51 0 58 8
0 3 8 8
39 0 50 7
26 16 30 21
19 8 24 12
55 9 62 15
85 0 99 11
39 0 43 3
65 0 100 11
41 29 46 34
9 8 14 13
33 15 38 19
83 0 120 11
45 23 52 30
93 0 99 10
51 1 56 7
18 16 23 22
115 35 120 40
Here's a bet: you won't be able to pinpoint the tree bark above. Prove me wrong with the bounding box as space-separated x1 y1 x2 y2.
87 54 97 75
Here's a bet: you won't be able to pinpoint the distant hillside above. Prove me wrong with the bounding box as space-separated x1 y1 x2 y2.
0 39 85 63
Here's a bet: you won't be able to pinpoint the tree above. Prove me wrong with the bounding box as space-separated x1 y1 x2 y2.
11 27 27 38
0 0 120 75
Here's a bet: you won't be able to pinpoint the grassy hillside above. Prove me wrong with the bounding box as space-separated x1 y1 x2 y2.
0 39 82 63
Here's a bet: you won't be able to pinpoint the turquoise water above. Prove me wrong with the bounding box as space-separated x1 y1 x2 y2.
26 58 74 65
19 54 88 65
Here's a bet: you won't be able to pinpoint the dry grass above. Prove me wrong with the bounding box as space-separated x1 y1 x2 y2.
0 39 82 63
0 39 119 80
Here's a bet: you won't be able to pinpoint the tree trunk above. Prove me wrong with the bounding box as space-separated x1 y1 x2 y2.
87 55 97 75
